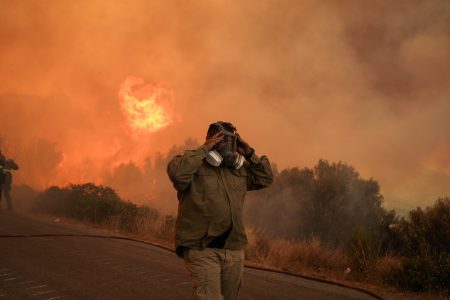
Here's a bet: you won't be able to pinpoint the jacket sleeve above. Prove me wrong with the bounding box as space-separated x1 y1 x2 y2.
167 145 210 192
246 152 274 191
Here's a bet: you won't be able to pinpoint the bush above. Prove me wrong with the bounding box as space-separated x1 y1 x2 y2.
66 183 122 224
381 198 450 295
245 228 348 274
388 197 450 257
34 186 70 215
33 183 159 232
346 227 378 273
384 254 450 295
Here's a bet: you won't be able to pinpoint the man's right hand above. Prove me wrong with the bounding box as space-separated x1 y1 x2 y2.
204 132 224 150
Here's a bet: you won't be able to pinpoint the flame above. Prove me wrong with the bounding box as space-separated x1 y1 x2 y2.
119 76 174 132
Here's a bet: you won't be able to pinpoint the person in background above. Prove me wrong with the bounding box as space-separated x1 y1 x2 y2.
167 121 273 300
0 149 5 209
2 158 19 210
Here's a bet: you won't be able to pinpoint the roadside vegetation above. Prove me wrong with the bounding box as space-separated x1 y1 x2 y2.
27 158 449 298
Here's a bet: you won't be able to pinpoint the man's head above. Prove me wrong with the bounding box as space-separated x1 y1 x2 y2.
206 121 237 152
205 121 243 169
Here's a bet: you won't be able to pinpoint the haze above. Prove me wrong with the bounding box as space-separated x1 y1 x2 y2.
0 0 449 212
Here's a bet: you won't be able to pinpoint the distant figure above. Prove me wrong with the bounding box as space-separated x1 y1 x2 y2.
3 159 19 210
167 122 273 300
0 150 5 208
0 149 19 211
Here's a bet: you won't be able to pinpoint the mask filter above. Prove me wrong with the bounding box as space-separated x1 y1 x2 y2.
205 150 222 167
206 150 244 169
233 154 244 170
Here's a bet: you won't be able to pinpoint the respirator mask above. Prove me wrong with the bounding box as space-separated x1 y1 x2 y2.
205 122 244 170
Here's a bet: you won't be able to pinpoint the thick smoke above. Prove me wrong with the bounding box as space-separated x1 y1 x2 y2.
0 0 448 212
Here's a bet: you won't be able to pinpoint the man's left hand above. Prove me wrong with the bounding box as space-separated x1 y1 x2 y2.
236 134 253 158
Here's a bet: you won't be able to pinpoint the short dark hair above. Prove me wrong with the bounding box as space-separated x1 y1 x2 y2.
207 121 236 138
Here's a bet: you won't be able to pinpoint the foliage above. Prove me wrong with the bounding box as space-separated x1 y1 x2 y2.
346 227 379 272
387 197 450 257
384 254 450 295
381 198 450 294
245 228 349 274
33 183 159 232
245 159 395 250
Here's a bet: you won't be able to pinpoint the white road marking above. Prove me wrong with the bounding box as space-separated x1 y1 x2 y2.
45 296 62 300
4 278 17 281
29 285 47 289
33 290 56 296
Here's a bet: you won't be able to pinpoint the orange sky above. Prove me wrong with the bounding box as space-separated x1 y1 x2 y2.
0 0 449 212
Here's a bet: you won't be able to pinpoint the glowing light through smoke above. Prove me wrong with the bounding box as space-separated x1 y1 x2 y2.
119 76 174 132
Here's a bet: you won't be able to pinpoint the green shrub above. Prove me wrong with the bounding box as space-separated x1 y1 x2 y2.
33 183 160 233
64 183 122 224
384 254 450 295
389 198 450 257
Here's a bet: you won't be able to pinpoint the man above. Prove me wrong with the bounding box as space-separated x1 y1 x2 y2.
167 121 273 300
0 150 5 209
2 158 19 210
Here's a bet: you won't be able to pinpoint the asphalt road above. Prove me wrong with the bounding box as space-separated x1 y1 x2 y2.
0 211 380 300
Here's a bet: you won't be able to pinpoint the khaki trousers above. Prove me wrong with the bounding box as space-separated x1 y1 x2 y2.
184 248 244 300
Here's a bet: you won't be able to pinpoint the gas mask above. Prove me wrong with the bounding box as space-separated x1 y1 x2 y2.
205 122 244 170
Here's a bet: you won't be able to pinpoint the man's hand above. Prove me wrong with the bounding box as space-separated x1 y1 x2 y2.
236 133 253 158
204 132 224 150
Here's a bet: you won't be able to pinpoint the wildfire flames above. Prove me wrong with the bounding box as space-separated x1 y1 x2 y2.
119 77 174 132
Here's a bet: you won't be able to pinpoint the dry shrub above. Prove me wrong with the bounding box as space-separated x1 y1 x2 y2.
102 215 122 232
245 227 349 274
269 238 348 273
372 255 401 282
121 213 175 242
246 227 271 262
101 211 175 246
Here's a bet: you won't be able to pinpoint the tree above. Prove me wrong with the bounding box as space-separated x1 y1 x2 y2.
389 197 450 257
245 159 393 249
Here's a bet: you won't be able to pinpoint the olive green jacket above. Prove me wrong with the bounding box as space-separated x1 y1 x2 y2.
167 145 273 257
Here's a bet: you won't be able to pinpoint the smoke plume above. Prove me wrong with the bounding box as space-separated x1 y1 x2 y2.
0 0 448 212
